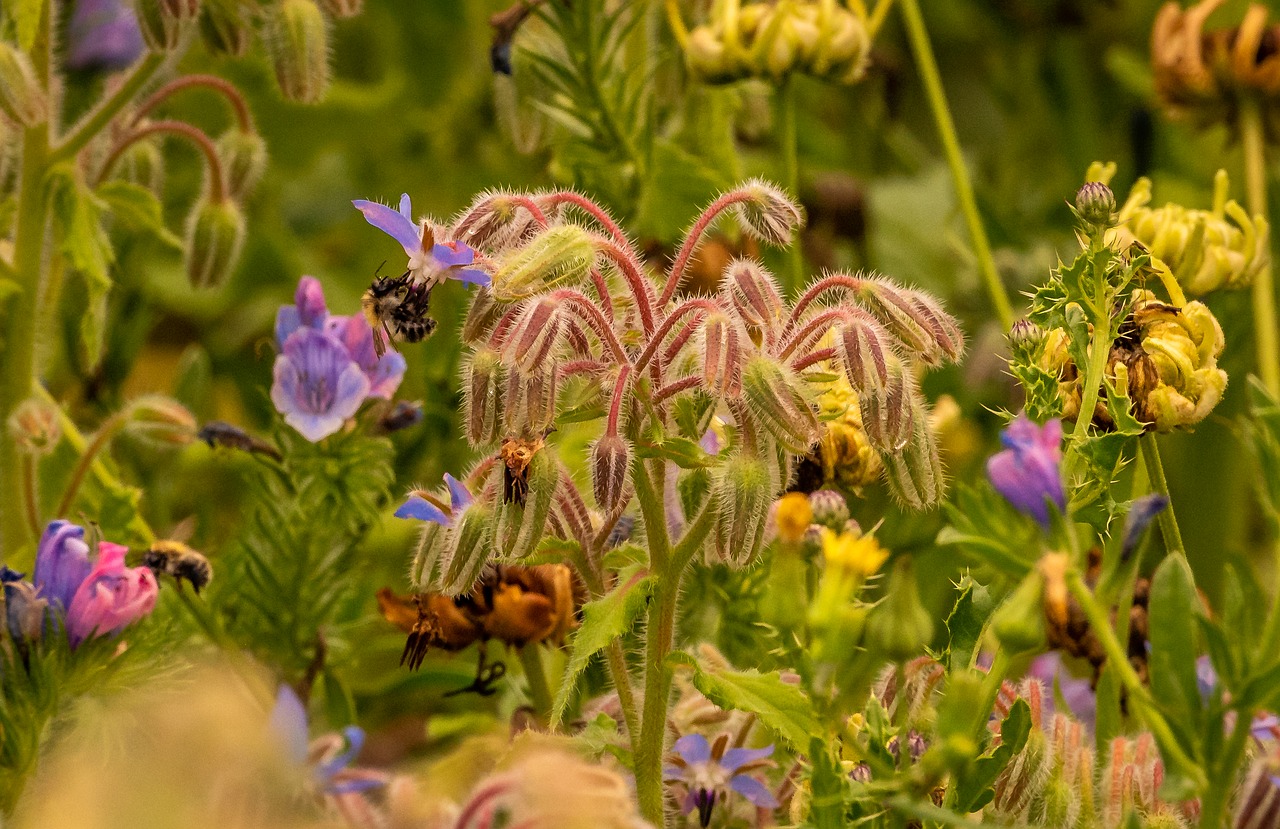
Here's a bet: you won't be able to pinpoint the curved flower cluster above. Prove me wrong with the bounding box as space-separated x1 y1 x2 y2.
1112 173 1269 296
681 0 871 85
271 276 406 441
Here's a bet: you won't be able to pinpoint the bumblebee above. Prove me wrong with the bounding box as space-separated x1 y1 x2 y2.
142 541 213 594
499 434 545 506
361 271 437 357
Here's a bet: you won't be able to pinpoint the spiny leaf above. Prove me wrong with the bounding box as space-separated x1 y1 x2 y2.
668 652 822 750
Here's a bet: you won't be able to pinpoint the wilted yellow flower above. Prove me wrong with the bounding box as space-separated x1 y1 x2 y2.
809 373 882 490
820 528 888 578
774 492 813 544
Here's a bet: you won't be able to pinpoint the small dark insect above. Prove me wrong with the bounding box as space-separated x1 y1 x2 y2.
376 400 424 434
361 271 437 358
197 421 283 461
499 435 544 507
142 540 213 593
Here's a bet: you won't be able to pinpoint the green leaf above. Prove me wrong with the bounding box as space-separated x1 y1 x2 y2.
635 435 713 469
668 652 822 750
807 739 848 829
96 180 183 249
635 140 729 241
951 699 1031 813
8 0 44 51
49 164 114 287
321 669 356 728
944 575 993 672
550 569 654 726
1148 556 1202 730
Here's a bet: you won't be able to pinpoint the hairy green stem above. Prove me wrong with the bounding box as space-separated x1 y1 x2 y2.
633 460 673 826
54 411 128 520
778 74 803 292
51 54 166 163
21 454 40 539
607 641 641 744
520 645 554 718
898 0 1014 330
1241 97 1280 397
1138 432 1186 559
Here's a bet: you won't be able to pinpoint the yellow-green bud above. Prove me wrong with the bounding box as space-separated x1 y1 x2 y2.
267 0 331 105
493 443 558 561
113 138 165 194
125 395 198 446
0 43 46 126
184 198 245 289
866 557 934 662
215 130 268 201
199 0 252 55
990 571 1047 654
741 356 820 453
7 397 61 455
489 225 597 302
712 453 773 567
1075 181 1116 228
136 0 200 52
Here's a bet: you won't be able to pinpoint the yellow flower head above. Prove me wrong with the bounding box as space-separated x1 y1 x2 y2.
774 492 813 544
820 528 888 578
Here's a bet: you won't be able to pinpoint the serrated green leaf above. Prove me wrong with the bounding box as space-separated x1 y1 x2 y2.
49 164 114 287
550 569 654 726
96 180 183 249
945 575 993 671
668 652 822 750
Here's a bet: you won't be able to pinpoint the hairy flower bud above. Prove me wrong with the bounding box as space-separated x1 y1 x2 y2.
731 180 805 246
463 347 504 444
184 198 245 289
742 356 820 453
1233 755 1280 829
4 579 47 657
462 286 503 343
125 395 198 446
991 571 1047 654
712 454 773 566
883 400 945 509
455 191 539 252
699 312 744 398
807 490 849 531
267 0 331 104
8 397 61 455
860 354 913 451
113 138 165 194
137 0 200 52
502 296 565 373
494 441 558 560
855 279 949 365
0 44 47 126
439 501 495 596
590 434 631 514
199 0 252 55
724 259 786 333
215 130 268 201
1008 318 1046 360
834 312 891 394
866 557 933 662
489 225 596 301
1075 182 1117 228
503 368 557 435
410 520 445 590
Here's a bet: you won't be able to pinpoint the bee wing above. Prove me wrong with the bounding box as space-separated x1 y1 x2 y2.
372 324 390 358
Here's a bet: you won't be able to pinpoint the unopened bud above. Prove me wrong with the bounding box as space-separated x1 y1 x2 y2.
137 0 200 52
455 192 530 251
411 520 445 591
113 138 165 194
8 397 61 455
712 454 773 566
319 0 362 18
502 296 565 372
731 179 805 245
462 286 503 344
699 313 744 398
439 501 495 596
199 0 252 55
1233 756 1280 829
901 288 964 362
503 367 557 435
882 400 945 509
835 312 890 394
866 557 933 662
855 278 947 365
591 433 631 514
807 490 849 531
184 198 245 289
991 571 1047 654
4 580 46 655
1039 552 1070 629
773 492 811 544
267 0 331 104
724 259 786 332
861 354 913 451
1008 318 1046 359
125 395 197 446
686 26 728 81
463 347 504 444
215 130 268 201
489 224 596 301
0 44 47 126
1075 182 1116 228
494 441 558 560
741 356 820 453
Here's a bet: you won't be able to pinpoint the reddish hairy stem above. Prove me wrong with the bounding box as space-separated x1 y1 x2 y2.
595 238 656 335
663 318 700 365
541 190 631 248
131 73 254 130
635 298 720 371
662 191 756 305
589 268 615 320
792 347 837 372
507 195 550 227
98 119 226 202
654 374 702 404
558 359 609 378
777 306 855 361
552 289 631 364
607 366 632 433
786 273 866 335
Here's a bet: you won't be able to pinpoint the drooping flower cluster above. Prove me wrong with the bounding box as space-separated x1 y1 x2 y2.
2 520 158 653
271 275 406 441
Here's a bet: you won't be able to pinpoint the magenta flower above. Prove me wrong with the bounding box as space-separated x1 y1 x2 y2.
665 734 778 827
65 541 158 646
986 414 1066 527
33 520 95 612
352 193 489 286
275 275 330 348
326 314 407 400
67 0 144 71
395 473 473 524
272 328 371 441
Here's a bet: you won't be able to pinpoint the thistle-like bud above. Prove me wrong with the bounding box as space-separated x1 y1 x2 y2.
488 225 596 302
699 312 744 398
439 501 495 596
741 356 820 453
319 0 362 18
990 570 1047 654
866 557 934 662
807 490 849 531
724 258 786 333
0 44 47 126
137 0 201 52
494 441 558 560
184 198 245 289
1008 318 1046 361
1075 182 1116 228
113 138 165 194
731 179 805 246
711 454 773 567
502 296 565 373
463 347 504 444
590 433 631 514
199 0 252 55
8 397 61 455
125 395 198 446
215 130 268 201
266 0 331 105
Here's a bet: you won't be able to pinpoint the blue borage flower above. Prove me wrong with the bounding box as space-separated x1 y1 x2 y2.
664 733 778 828
352 193 489 287
986 414 1066 528
67 0 144 71
394 473 473 525
269 685 386 796
271 328 370 442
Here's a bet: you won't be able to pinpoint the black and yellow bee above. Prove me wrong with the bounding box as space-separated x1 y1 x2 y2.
361 271 437 357
142 541 213 594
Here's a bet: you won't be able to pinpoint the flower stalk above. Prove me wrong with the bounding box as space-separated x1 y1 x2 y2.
1241 96 1280 396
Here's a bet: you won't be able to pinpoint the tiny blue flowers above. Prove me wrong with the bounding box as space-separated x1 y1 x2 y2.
269 686 386 797
665 733 777 827
352 193 489 286
986 414 1066 528
395 473 473 524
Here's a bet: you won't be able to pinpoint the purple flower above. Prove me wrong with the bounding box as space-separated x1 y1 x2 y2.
986 414 1066 528
326 314 406 400
352 193 489 286
269 685 385 796
271 328 371 442
1028 651 1097 730
395 474 473 524
665 734 778 827
65 541 158 646
33 520 95 612
67 0 144 71
1196 656 1279 741
275 275 329 348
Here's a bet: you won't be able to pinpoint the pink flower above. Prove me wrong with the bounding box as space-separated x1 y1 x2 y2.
65 542 158 646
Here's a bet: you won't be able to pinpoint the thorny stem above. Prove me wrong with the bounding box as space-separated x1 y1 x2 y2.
55 411 129 519
1069 249 1113 448
663 191 755 306
898 0 1015 330
519 645 554 718
130 73 255 131
51 53 166 163
1138 432 1186 560
98 120 227 201
777 75 804 293
1240 96 1280 397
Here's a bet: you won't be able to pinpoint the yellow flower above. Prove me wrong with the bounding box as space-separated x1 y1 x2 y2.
774 492 813 544
821 528 888 578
